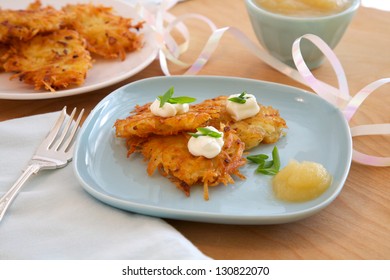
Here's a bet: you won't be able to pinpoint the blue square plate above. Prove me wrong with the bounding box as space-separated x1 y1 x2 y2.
73 76 352 224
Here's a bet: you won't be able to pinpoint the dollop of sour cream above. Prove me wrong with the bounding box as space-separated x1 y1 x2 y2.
188 126 224 159
226 93 260 121
150 99 189 117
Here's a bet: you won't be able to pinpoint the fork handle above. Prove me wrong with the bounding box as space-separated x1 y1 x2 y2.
0 164 41 222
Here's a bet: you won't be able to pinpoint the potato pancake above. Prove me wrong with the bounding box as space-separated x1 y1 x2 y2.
62 3 143 60
0 43 10 71
126 126 246 200
3 29 92 91
115 102 217 138
115 95 287 149
0 2 64 43
195 96 287 150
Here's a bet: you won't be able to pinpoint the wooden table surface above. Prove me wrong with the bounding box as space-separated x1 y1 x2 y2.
1 0 389 259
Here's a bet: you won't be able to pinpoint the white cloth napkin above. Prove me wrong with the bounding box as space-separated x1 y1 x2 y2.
0 111 209 260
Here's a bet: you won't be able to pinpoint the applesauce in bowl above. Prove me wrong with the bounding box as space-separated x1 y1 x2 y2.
255 0 352 17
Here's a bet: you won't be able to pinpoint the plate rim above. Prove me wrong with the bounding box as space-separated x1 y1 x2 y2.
73 75 353 225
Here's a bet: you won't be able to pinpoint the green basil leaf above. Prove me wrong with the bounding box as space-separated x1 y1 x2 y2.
249 146 281 176
262 160 274 169
188 132 201 138
158 87 174 108
157 87 196 107
197 127 222 138
168 96 197 104
256 167 278 175
238 92 246 98
271 146 280 171
188 127 222 138
228 97 246 104
247 154 269 164
228 91 249 104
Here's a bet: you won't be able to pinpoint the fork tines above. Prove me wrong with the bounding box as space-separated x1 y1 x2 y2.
44 106 84 154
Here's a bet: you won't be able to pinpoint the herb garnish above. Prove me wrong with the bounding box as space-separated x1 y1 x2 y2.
158 87 196 108
247 146 281 175
188 127 222 138
228 91 250 104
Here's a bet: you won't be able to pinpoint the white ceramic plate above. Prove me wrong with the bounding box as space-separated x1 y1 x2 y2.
0 0 158 100
73 76 352 224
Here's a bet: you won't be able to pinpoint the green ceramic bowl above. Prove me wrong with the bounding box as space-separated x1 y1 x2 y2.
246 0 360 69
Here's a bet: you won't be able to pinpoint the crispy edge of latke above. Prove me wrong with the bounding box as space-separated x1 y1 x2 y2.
0 43 11 71
125 126 246 200
114 102 217 138
3 29 92 91
61 3 144 60
0 1 65 43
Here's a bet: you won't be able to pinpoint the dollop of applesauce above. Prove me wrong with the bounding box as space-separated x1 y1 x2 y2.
272 160 332 202
256 0 351 17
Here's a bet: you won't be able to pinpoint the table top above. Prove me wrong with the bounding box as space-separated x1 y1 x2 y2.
1 0 389 260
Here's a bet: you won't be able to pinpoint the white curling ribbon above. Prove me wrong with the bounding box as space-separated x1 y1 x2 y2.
292 34 350 108
138 0 304 78
161 13 217 74
136 1 389 166
292 34 390 166
136 0 218 75
351 124 390 166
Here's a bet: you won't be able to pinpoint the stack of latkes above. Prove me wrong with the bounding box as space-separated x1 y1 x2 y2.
115 95 287 200
0 0 143 92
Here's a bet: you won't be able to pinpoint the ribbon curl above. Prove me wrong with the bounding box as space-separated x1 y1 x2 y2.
137 0 390 167
292 35 390 167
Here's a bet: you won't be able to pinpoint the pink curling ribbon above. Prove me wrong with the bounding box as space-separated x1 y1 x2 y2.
292 35 390 166
137 1 390 166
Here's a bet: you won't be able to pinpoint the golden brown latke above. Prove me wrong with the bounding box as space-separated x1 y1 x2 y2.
126 126 246 200
62 3 143 60
195 96 287 150
0 1 64 43
115 94 287 200
115 102 217 138
115 95 287 150
0 1 144 92
0 43 10 71
3 29 92 91
26 0 45 10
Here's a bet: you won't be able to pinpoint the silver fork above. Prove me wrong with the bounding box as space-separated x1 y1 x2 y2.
0 106 84 222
